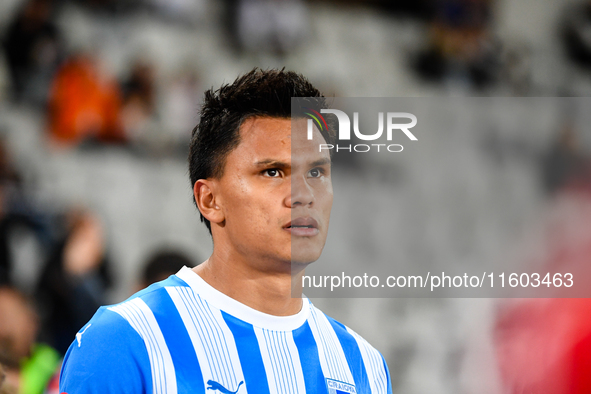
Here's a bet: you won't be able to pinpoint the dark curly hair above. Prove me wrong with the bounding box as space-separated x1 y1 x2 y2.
188 68 334 234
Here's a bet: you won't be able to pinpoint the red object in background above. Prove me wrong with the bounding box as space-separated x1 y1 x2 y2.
496 298 591 393
495 187 591 394
45 368 60 394
48 54 124 146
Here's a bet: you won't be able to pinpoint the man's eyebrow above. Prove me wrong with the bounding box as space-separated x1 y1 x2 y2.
254 159 290 169
310 158 331 167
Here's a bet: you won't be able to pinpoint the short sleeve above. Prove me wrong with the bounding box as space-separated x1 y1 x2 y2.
59 307 152 394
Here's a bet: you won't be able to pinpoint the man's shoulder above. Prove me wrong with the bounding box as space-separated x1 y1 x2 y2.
125 274 191 304
307 302 392 393
59 304 151 392
59 275 190 393
75 274 188 332
64 274 191 359
308 302 381 356
308 303 388 364
110 274 189 309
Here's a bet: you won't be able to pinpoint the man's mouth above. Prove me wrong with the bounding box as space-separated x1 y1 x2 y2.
284 217 319 236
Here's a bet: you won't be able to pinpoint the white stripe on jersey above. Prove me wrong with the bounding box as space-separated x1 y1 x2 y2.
308 307 355 385
109 298 177 394
166 286 246 393
253 327 306 394
346 327 388 394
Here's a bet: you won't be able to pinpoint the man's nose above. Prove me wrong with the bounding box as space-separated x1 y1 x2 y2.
287 175 314 207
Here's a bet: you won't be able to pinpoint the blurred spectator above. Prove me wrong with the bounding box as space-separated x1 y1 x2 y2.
501 43 532 95
0 363 7 394
159 67 202 151
0 178 21 286
47 53 124 147
563 0 591 70
413 0 500 89
148 0 206 24
0 139 52 290
66 0 147 14
541 124 591 195
234 0 309 56
0 286 60 394
0 55 9 103
137 249 196 291
2 0 63 104
0 287 37 390
120 60 156 142
35 209 113 355
69 0 117 13
379 0 432 19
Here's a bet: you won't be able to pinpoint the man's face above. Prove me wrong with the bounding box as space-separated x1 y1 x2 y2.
213 116 332 270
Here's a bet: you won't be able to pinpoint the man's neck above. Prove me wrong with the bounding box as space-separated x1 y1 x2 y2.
192 252 303 316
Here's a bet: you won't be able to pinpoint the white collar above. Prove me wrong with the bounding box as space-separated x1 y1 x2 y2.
175 266 310 331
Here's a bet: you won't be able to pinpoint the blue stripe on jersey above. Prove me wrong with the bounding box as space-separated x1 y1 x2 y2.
383 357 393 394
293 321 327 394
60 307 153 393
327 318 372 394
221 311 271 394
142 287 206 394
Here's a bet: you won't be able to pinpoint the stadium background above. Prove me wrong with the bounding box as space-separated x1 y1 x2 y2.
1 0 591 392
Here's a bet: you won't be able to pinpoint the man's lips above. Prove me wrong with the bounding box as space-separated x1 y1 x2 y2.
284 217 319 236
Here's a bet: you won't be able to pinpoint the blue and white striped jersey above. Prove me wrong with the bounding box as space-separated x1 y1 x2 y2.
59 267 392 394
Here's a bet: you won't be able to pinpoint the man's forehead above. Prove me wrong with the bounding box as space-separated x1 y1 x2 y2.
236 117 291 162
238 116 329 162
291 119 329 158
239 116 291 139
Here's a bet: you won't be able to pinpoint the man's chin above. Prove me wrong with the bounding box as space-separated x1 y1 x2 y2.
289 259 313 278
291 234 325 253
289 250 322 267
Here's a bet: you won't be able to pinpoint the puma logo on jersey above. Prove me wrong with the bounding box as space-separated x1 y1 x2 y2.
206 380 243 394
76 324 92 347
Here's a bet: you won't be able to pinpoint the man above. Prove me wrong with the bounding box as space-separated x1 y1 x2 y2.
59 68 392 393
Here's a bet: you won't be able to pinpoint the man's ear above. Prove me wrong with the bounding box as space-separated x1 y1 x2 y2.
194 180 224 225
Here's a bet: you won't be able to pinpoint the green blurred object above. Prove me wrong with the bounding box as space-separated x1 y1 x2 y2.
19 344 60 394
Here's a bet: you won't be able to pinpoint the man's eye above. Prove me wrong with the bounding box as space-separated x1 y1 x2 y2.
264 169 281 177
308 168 322 178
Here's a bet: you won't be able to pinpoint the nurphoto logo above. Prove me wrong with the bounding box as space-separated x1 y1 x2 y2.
305 108 418 153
